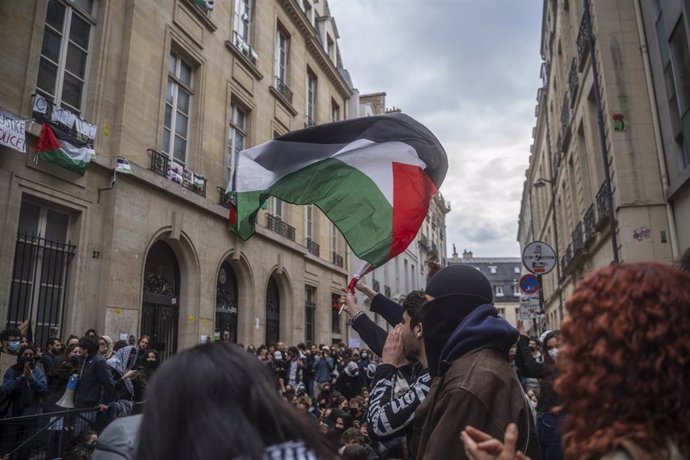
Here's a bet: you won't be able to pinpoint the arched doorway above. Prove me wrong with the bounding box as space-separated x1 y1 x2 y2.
141 240 179 360
265 276 280 345
215 261 238 343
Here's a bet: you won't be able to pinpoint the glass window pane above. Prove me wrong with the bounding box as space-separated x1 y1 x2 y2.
41 28 62 62
173 136 186 162
669 19 690 114
168 53 177 75
69 14 91 50
164 104 172 129
175 113 188 137
66 43 87 77
37 58 58 96
45 209 69 243
235 132 245 152
166 80 174 103
177 90 190 114
235 109 245 129
179 61 192 87
46 0 65 31
61 72 83 110
18 202 41 236
72 0 93 15
162 128 171 154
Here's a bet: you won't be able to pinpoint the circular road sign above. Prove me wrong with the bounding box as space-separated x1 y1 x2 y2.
519 274 540 294
522 241 557 275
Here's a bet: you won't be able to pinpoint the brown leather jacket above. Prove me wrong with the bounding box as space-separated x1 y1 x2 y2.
411 346 541 460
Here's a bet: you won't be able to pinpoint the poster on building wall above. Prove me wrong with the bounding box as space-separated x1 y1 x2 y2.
0 108 26 153
519 295 540 320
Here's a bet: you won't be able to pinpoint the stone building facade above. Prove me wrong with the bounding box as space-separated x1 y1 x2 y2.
518 0 678 330
0 0 359 356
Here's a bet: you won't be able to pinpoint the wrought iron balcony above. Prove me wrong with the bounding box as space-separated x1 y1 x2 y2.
564 243 573 271
273 76 293 104
332 252 344 268
431 241 438 254
373 279 381 292
266 213 295 241
559 96 572 152
148 149 207 197
577 7 592 71
306 238 320 257
217 187 231 208
232 31 258 66
584 204 596 244
596 183 612 229
419 235 429 249
572 222 584 256
384 285 392 298
551 151 561 178
540 61 549 87
568 58 578 103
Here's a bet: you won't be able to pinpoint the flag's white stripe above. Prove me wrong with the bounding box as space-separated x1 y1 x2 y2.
59 139 95 162
235 139 425 205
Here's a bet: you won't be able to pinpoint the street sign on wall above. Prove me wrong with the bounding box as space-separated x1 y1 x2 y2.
522 241 557 275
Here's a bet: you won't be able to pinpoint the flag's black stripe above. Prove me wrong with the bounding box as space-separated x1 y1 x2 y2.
257 112 447 187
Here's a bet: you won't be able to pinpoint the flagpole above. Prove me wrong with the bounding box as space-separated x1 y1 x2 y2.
341 261 372 314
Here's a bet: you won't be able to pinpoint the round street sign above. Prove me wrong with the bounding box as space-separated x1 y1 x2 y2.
519 274 540 294
522 241 557 275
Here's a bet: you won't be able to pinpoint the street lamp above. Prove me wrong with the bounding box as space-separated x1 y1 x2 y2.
532 177 562 330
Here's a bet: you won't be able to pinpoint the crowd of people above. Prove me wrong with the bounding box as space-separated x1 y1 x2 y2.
0 328 159 459
1 251 689 460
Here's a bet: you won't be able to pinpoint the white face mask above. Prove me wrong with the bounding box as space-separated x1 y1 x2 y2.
548 348 558 361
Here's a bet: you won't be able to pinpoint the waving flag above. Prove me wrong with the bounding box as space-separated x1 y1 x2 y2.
36 123 94 175
228 112 447 269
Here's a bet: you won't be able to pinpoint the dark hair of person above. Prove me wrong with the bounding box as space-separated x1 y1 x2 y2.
47 336 61 347
78 336 99 355
113 340 129 352
288 346 299 355
60 343 81 365
342 444 368 460
556 263 690 459
67 334 79 343
84 328 98 337
1 327 21 342
402 290 426 328
136 342 336 460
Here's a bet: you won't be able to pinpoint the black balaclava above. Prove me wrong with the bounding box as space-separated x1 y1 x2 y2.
422 264 493 376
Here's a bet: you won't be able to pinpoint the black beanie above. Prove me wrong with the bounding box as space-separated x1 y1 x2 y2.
425 264 493 303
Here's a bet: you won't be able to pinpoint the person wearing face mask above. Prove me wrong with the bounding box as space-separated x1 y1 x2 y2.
515 325 562 460
0 327 23 380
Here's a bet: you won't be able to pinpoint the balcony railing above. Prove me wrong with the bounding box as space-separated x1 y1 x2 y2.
572 222 584 256
373 279 381 292
584 204 596 244
596 182 612 229
551 151 561 179
305 116 316 128
32 93 96 143
232 31 258 66
568 58 578 103
332 252 344 268
540 61 550 87
273 76 293 104
148 149 207 197
431 241 438 254
306 238 320 257
217 187 231 208
384 285 392 298
266 213 295 241
559 95 571 152
419 235 429 249
563 243 573 271
577 6 592 71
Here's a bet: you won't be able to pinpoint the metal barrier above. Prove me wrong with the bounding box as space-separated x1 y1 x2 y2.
0 404 142 459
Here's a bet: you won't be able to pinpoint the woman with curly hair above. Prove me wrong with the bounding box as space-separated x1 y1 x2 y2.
461 262 690 460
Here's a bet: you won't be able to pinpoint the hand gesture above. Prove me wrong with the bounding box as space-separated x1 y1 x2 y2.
516 321 528 337
381 324 411 368
23 362 32 378
355 280 376 300
460 423 531 460
340 290 362 319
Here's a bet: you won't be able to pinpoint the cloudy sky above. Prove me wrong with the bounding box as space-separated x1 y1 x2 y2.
329 0 543 258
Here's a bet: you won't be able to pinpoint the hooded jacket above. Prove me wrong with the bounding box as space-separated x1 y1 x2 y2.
412 301 541 460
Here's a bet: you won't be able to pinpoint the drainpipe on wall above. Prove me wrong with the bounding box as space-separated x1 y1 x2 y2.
633 0 680 259
586 0 620 263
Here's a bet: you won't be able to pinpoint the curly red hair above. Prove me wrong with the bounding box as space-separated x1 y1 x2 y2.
556 263 690 459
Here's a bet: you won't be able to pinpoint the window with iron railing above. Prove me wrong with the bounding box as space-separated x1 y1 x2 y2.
266 213 295 241
227 102 248 184
164 51 193 166
306 238 319 257
273 26 292 103
307 70 317 125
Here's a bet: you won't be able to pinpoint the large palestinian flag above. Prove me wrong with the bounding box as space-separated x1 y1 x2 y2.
36 123 94 175
229 112 447 268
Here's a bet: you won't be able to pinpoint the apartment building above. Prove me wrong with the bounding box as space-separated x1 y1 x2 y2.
518 0 676 330
0 0 358 356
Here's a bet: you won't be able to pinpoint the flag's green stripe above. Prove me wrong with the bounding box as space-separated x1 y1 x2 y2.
39 149 89 175
234 158 392 266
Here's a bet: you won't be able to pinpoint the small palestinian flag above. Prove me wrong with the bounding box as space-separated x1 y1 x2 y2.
36 123 94 175
228 112 447 269
115 157 132 174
